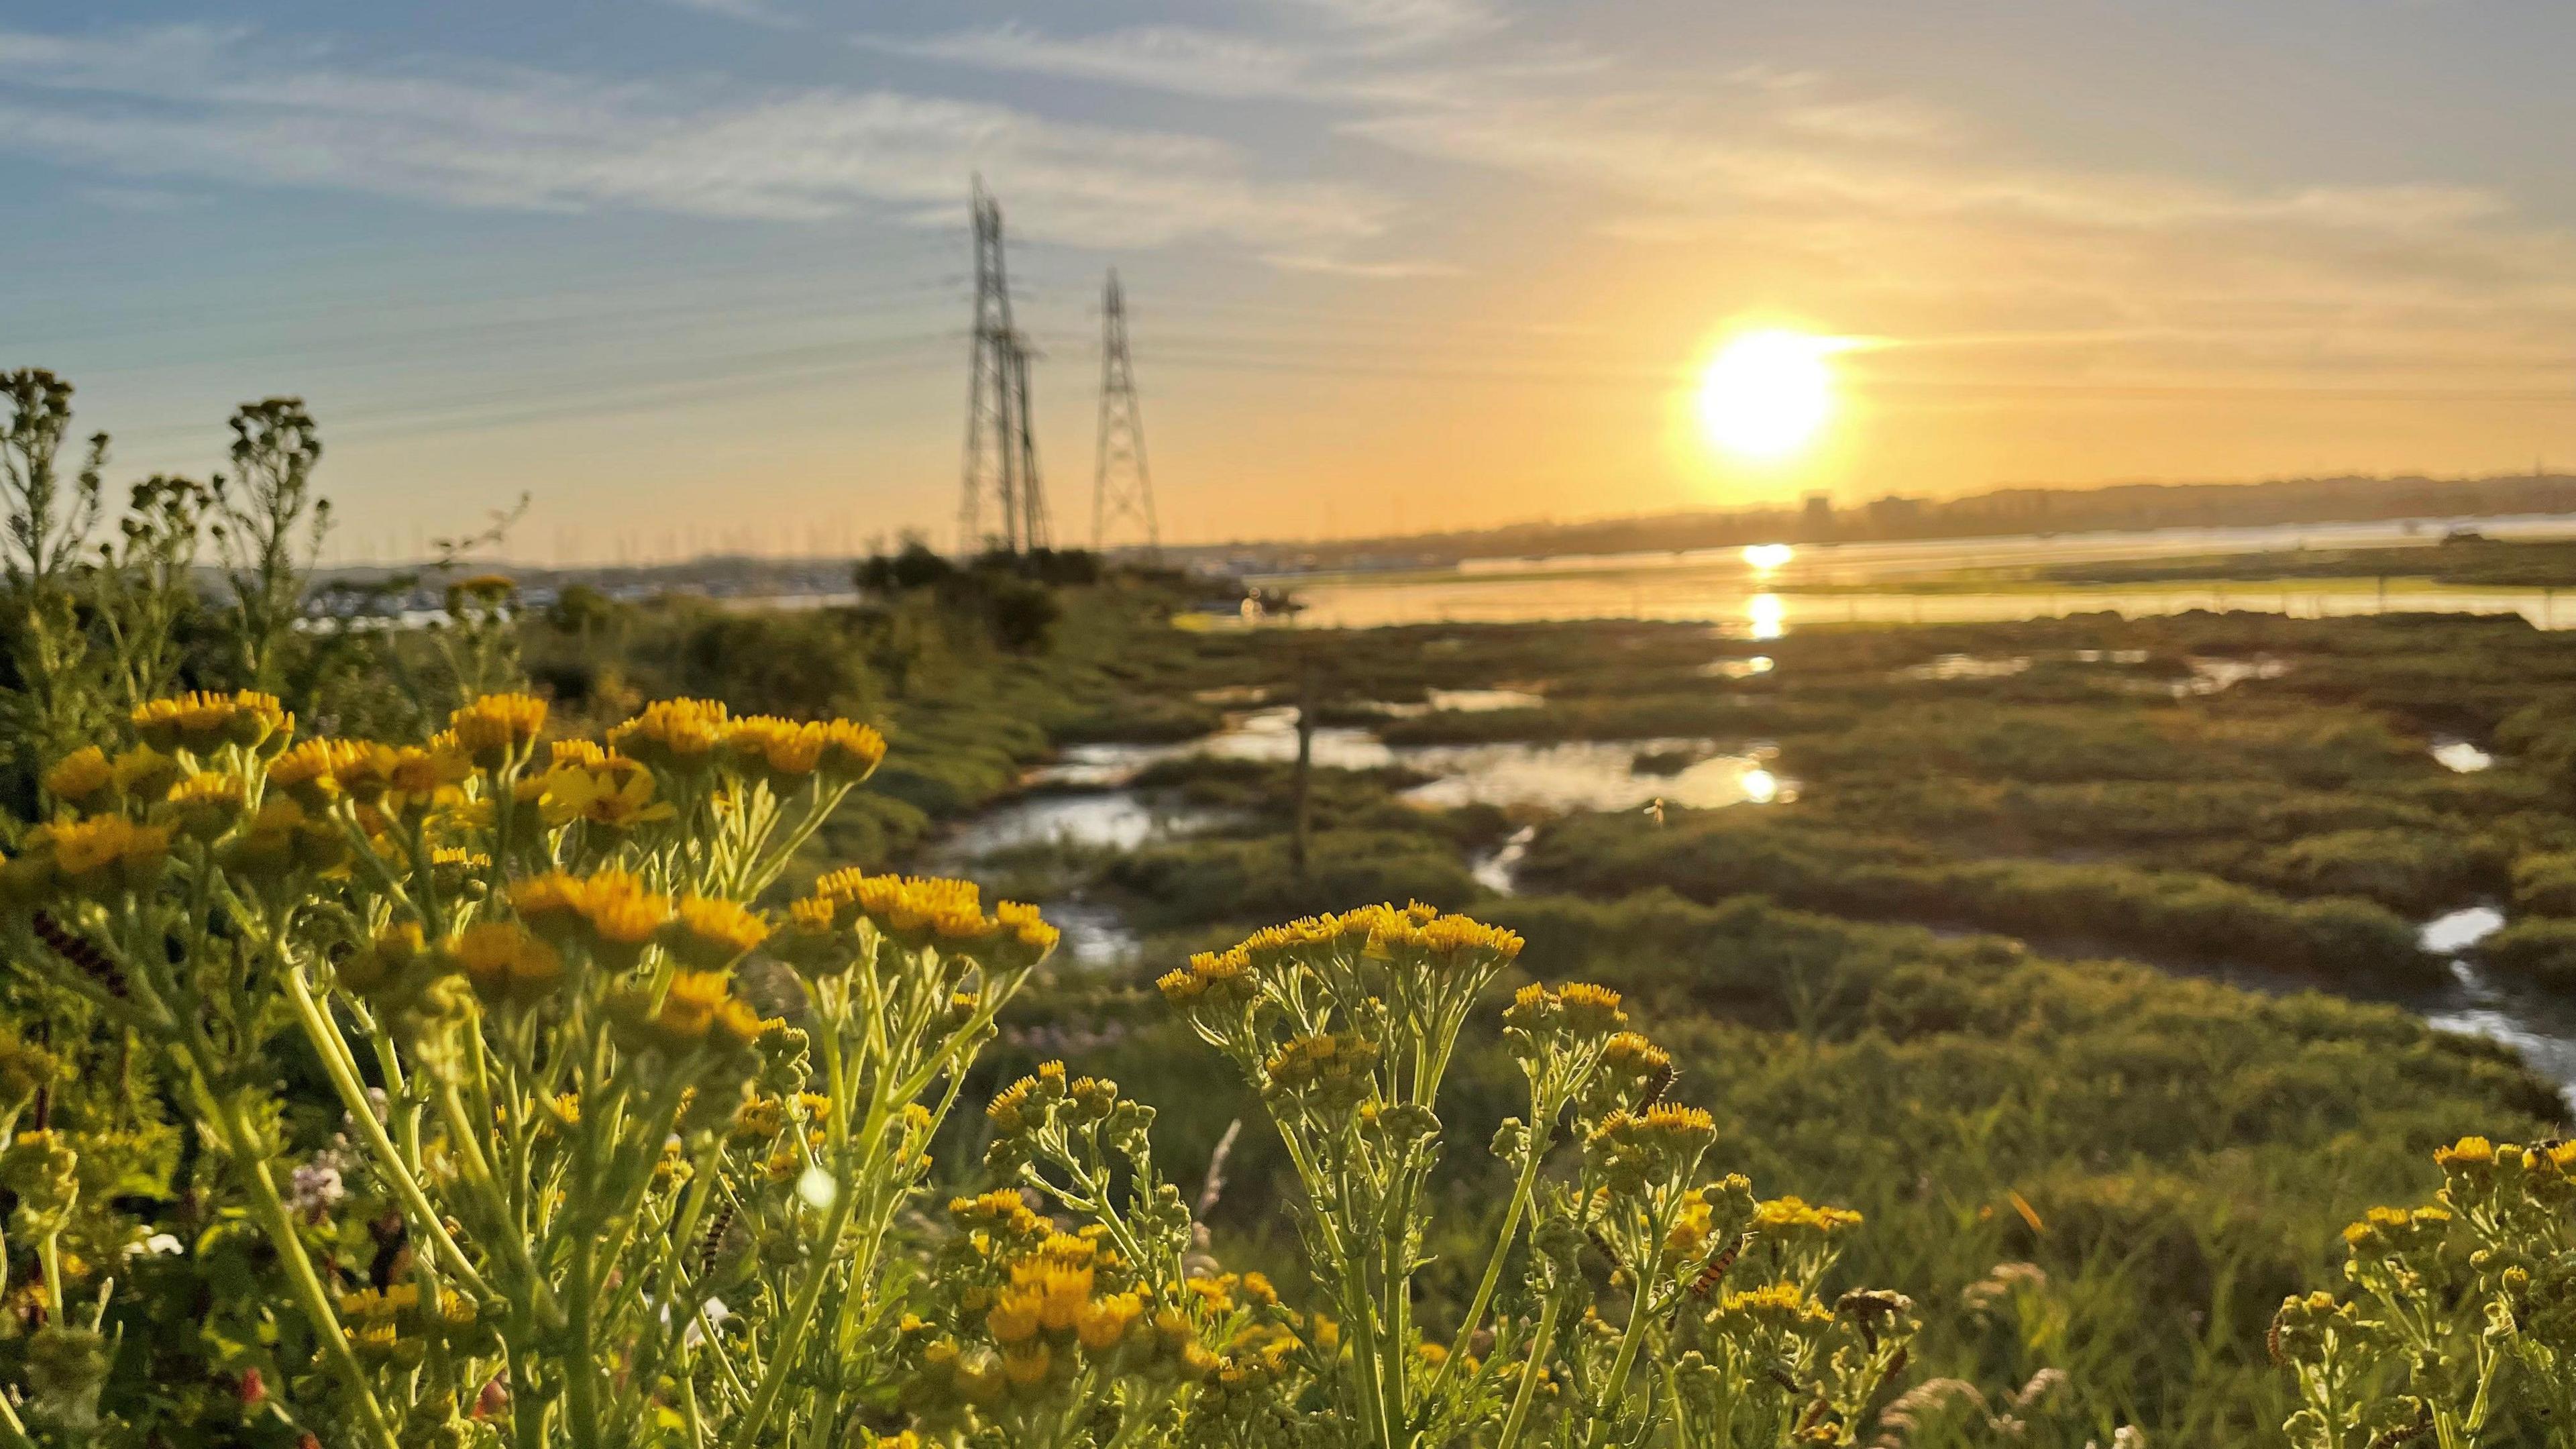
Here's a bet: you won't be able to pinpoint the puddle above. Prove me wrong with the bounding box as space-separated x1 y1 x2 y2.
2421 906 2505 954
932 793 1234 857
2414 908 2574 1110
1371 688 1548 718
1396 741 1790 812
1040 898 1146 972
2428 953 2576 1112
2432 741 2494 773
2182 655 2289 694
1472 824 1537 896
1900 654 2031 682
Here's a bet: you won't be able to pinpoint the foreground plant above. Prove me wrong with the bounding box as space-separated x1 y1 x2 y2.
0 688 1061 1449
891 908 1917 1449
2274 1135 2576 1448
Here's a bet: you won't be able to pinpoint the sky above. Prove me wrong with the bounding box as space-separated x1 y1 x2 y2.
3 0 2575 561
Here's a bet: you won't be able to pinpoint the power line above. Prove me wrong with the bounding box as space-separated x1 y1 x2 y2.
1091 269 1160 558
958 177 1049 553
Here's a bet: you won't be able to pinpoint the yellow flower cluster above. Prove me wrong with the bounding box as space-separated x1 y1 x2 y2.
537 749 672 830
1664 1175 1756 1258
1 815 172 903
796 869 1058 965
669 894 771 968
454 920 566 1007
449 692 549 768
1502 980 1629 1038
511 868 706 967
41 747 111 804
1587 1103 1719 1193
1707 1282 1834 1336
131 690 289 753
1752 1195 1865 1239
609 698 733 771
1262 1032 1381 1106
726 715 888 783
164 771 248 839
644 970 765 1054
2339 1204 2451 1261
1157 902 1521 1012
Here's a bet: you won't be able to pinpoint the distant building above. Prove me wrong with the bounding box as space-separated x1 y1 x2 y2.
1801 492 1834 538
1866 496 1925 533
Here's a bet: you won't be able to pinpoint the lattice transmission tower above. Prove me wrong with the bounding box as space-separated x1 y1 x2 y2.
959 177 1047 553
1091 270 1160 557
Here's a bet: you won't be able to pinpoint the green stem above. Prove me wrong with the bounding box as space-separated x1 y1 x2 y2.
1581 1233 1670 1449
1495 1294 1566 1449
280 969 490 1298
1430 1098 1552 1401
197 1078 403 1449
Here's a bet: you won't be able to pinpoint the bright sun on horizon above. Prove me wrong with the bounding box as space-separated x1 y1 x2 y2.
1696 329 1841 463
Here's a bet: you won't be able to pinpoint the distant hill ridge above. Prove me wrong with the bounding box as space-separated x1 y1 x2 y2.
1169 471 2576 572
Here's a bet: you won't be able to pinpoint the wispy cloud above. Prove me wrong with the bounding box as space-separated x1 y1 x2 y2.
0 24 1389 250
1260 251 1459 279
857 23 1315 101
660 0 803 30
1279 0 1501 50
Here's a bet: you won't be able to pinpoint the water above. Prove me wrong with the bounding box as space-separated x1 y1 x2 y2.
1395 741 1786 812
2408 908 2576 1111
2432 741 2495 773
1372 688 1548 717
932 792 1234 857
1266 514 2576 631
1472 824 1537 895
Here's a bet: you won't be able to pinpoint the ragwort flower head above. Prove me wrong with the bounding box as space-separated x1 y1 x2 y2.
453 920 566 1008
162 771 248 841
539 751 674 831
131 690 289 754
41 748 111 807
448 692 549 769
665 894 770 969
608 698 731 773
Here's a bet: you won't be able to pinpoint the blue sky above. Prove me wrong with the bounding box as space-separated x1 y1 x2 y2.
5 0 2574 558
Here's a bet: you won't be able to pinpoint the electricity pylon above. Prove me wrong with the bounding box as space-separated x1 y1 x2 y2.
959 177 1047 553
1091 270 1160 557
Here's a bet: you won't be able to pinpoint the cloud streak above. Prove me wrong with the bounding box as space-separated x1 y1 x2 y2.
0 25 1389 250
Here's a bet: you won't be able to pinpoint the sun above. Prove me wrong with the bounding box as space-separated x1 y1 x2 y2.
1696 329 1839 462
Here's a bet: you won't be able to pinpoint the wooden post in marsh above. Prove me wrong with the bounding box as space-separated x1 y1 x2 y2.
1291 646 1315 883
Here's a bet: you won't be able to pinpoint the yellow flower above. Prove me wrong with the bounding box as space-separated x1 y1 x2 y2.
131 690 289 753
725 716 825 777
268 739 363 809
667 895 769 969
1076 1293 1143 1352
2434 1136 2497 1171
164 771 248 840
453 920 564 1007
539 754 674 831
608 699 731 773
42 747 111 805
652 971 733 1048
511 871 592 941
449 693 549 768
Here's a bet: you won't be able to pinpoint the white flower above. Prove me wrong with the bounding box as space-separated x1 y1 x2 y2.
289 1161 346 1212
123 1232 184 1259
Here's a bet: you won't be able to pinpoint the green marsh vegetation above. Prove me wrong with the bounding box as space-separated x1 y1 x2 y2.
963 608 2576 1443
0 366 2567 1444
